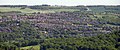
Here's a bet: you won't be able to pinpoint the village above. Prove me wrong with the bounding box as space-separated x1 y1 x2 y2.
0 11 120 37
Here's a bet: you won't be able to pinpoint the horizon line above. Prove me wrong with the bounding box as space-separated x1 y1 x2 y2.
0 4 120 6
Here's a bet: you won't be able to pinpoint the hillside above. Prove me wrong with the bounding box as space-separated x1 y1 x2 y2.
0 5 120 50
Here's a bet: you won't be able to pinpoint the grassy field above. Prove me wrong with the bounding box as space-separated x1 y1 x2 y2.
90 14 120 26
95 14 119 22
20 45 40 50
0 7 80 13
88 7 105 12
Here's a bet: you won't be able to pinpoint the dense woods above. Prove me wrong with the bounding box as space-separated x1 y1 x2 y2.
40 31 120 50
0 30 120 50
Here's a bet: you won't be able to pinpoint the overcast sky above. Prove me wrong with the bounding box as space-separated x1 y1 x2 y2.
0 0 120 6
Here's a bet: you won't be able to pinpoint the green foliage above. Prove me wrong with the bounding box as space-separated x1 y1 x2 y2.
0 20 120 50
39 31 120 50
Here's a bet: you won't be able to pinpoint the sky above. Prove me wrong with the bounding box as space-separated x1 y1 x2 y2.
0 0 120 6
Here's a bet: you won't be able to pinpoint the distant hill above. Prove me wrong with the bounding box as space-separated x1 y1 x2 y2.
0 5 120 13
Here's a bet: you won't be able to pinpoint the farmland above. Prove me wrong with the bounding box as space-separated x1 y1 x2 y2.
0 7 80 13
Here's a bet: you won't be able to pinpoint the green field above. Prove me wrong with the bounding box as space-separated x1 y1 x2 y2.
20 45 40 50
0 7 80 13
